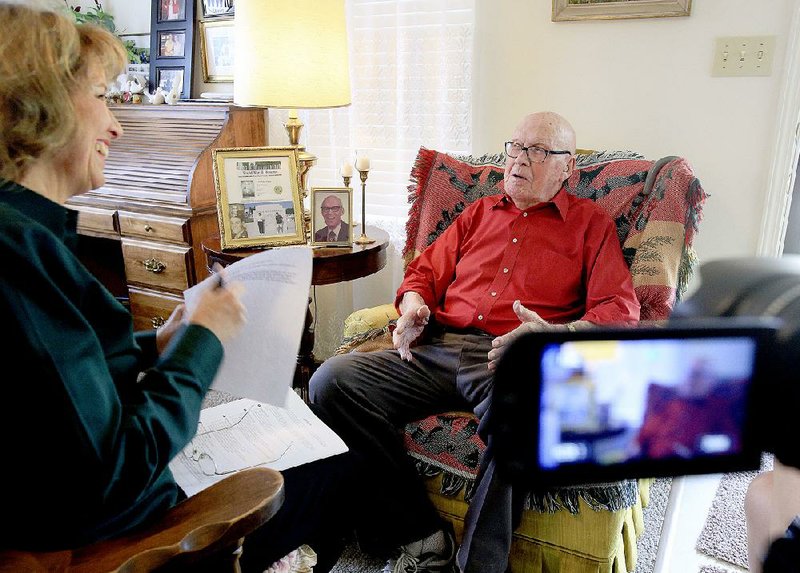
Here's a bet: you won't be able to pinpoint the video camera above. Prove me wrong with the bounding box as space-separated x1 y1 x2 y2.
488 256 800 486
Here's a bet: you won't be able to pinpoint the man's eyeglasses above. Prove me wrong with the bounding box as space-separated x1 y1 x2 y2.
321 206 342 213
504 141 571 164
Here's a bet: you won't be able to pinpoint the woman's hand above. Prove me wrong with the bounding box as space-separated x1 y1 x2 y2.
155 304 186 354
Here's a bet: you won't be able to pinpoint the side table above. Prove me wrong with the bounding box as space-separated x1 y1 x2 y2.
201 225 389 400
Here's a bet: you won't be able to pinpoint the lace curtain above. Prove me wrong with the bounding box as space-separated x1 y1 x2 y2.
268 0 475 360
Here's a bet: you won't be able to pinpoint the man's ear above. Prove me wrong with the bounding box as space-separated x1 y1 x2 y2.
562 156 576 179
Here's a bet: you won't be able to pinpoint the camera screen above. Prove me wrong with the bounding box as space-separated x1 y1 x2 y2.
538 336 756 470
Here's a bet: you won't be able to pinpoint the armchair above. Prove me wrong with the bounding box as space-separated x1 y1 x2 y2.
0 467 284 573
337 146 707 572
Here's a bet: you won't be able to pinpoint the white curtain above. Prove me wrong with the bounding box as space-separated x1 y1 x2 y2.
268 0 475 360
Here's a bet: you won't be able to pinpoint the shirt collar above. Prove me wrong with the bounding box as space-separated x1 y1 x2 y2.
0 179 78 243
491 188 570 221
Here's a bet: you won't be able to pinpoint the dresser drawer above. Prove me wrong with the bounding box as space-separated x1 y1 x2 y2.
121 239 193 293
118 211 190 244
72 205 117 237
129 287 183 331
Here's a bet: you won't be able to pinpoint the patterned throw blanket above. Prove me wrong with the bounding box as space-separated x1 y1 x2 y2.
351 146 708 513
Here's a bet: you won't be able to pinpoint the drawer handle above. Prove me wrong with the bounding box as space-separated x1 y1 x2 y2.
151 316 166 328
143 258 166 274
144 225 154 233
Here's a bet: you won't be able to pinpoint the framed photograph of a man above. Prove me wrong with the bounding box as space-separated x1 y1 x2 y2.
212 147 305 250
310 187 353 247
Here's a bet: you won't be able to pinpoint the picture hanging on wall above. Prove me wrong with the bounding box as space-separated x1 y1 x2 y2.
202 0 234 18
552 0 691 21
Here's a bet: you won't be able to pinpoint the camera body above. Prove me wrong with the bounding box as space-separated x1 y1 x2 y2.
488 256 800 485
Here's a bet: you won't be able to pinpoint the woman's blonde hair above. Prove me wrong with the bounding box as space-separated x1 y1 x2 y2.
0 4 126 182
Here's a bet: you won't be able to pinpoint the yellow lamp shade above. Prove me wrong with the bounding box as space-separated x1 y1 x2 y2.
234 0 352 109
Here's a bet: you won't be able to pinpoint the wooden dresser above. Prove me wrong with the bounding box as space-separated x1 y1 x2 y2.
67 103 268 331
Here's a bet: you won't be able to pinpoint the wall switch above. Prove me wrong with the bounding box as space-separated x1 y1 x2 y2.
712 36 776 77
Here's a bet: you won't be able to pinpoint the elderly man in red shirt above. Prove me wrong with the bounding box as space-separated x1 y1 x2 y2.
310 111 640 573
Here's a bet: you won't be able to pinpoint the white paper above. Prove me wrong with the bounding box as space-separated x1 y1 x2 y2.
170 392 348 497
183 247 312 407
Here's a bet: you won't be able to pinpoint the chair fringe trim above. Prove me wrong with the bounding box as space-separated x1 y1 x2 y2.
575 149 645 168
524 479 640 514
413 457 639 513
335 325 390 355
413 459 480 502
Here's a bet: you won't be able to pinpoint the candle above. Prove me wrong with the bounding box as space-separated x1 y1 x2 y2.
355 155 370 171
341 162 353 177
288 109 298 120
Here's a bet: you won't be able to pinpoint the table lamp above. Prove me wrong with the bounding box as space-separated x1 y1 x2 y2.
234 0 352 203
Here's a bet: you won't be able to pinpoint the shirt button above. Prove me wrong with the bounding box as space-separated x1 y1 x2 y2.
491 291 497 297
523 213 528 218
503 268 509 273
478 315 484 320
512 238 518 243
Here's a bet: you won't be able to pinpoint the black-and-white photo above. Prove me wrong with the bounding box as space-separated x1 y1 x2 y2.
202 0 234 18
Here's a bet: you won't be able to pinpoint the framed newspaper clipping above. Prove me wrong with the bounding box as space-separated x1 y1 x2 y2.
212 147 305 250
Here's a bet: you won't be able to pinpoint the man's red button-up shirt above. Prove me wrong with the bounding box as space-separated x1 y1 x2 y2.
395 191 640 336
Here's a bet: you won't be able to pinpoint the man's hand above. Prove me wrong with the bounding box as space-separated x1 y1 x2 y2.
393 304 431 361
487 300 559 371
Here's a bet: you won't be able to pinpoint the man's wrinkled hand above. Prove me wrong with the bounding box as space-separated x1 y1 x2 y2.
487 300 556 370
393 304 431 361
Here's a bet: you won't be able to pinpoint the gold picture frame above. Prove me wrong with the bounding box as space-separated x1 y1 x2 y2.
552 0 691 21
212 147 305 250
199 19 234 82
310 187 354 247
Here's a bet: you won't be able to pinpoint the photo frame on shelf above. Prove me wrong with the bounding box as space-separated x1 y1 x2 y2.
552 0 691 21
155 66 184 94
157 30 186 58
202 0 234 18
212 147 305 250
310 187 354 247
118 32 151 79
200 20 235 82
158 0 187 22
150 0 194 99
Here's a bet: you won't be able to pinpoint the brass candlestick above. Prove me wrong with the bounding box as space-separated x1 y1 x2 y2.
342 174 358 227
354 169 375 245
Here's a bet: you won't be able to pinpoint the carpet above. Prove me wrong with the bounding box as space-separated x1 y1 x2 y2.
330 478 673 573
695 455 774 571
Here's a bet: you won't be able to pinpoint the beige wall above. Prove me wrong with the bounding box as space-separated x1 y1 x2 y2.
473 0 796 267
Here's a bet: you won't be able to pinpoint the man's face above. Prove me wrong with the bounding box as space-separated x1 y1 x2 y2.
503 113 576 210
321 195 343 228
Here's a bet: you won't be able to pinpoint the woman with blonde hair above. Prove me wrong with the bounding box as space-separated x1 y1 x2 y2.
0 3 359 570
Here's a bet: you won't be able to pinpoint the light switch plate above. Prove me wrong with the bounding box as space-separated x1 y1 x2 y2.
712 36 776 77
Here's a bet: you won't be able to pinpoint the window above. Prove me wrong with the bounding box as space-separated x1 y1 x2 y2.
272 0 475 224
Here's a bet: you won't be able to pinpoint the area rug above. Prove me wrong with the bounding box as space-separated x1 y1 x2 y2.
635 478 672 573
695 455 774 570
331 478 673 573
